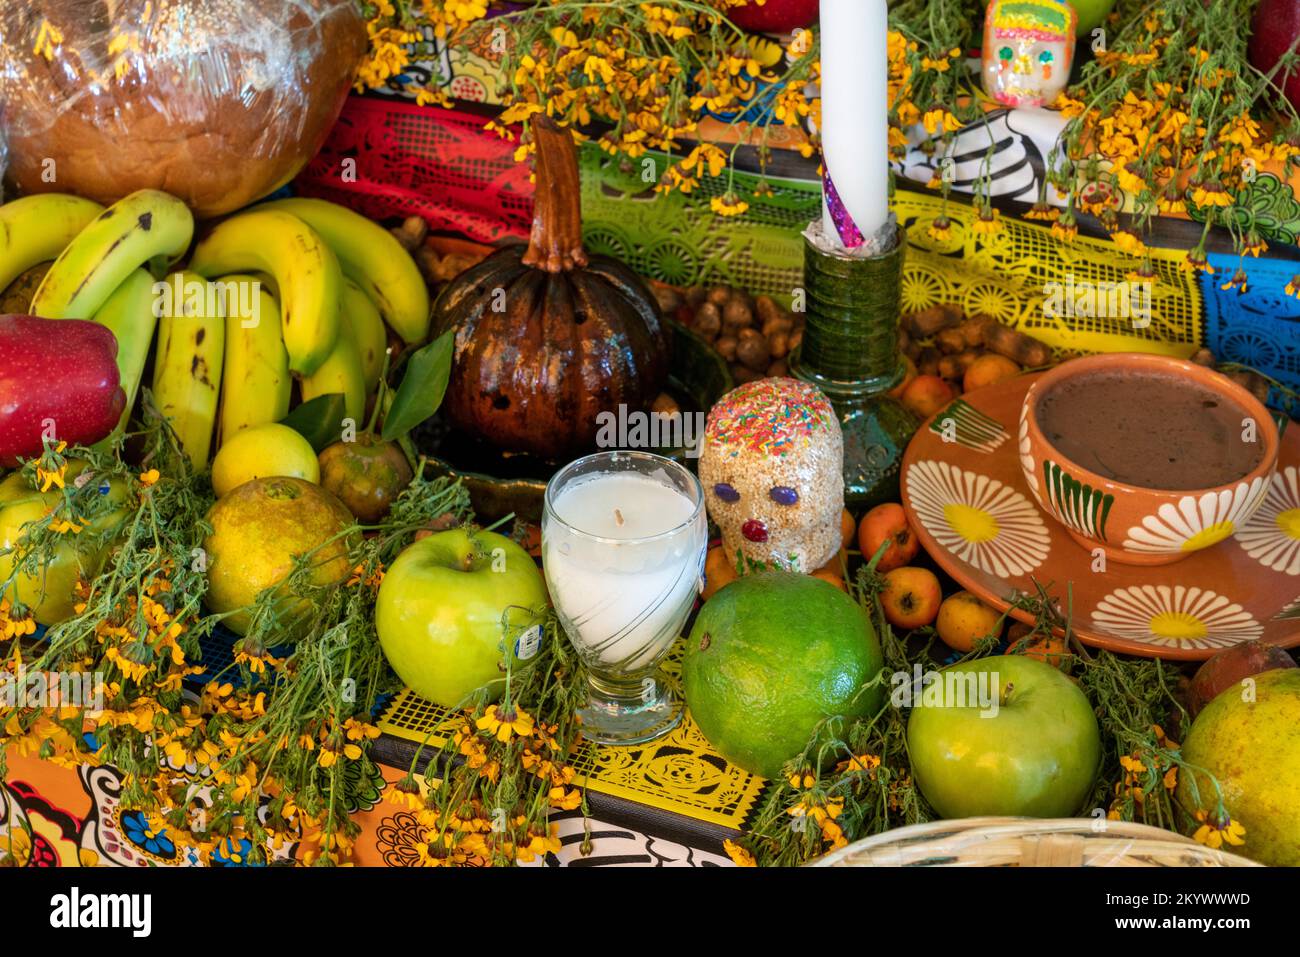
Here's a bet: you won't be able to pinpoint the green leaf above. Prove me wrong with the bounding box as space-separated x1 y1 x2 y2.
382 330 454 442
280 393 348 452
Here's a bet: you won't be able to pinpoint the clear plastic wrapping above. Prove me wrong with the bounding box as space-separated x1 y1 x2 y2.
0 0 365 218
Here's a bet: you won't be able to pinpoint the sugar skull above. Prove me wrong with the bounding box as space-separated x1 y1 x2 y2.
982 0 1077 108
699 377 844 574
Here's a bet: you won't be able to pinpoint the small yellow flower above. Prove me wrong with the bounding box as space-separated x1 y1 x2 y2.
1051 220 1078 244
476 704 535 742
1220 268 1249 293
1024 202 1059 222
1285 275 1300 298
1193 810 1246 849
139 469 161 487
382 779 425 811
723 838 756 867
972 208 1002 236
837 753 881 775
926 216 952 242
1110 228 1147 257
710 192 750 217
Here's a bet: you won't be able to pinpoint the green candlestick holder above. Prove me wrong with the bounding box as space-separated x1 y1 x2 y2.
791 227 920 511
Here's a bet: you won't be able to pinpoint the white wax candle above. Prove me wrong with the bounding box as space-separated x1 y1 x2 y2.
819 0 890 245
544 472 707 672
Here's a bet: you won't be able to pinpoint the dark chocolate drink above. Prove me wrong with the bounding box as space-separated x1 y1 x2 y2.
1036 370 1264 490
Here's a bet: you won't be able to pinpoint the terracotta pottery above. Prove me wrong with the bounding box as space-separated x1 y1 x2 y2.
900 371 1300 660
1020 353 1279 567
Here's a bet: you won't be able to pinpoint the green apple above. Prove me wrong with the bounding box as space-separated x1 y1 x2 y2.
376 527 548 709
906 655 1101 818
1071 0 1117 35
0 466 128 625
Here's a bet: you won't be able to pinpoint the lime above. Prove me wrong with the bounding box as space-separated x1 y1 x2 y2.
682 571 884 779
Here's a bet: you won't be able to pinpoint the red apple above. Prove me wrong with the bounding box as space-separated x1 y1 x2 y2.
727 0 820 34
0 314 124 465
1250 0 1300 111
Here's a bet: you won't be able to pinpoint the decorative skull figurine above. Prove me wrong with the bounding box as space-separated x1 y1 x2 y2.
982 0 1077 109
699 377 844 573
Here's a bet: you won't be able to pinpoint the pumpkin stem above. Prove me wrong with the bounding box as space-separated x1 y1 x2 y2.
522 116 589 273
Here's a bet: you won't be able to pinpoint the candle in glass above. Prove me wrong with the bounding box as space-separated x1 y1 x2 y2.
543 452 707 745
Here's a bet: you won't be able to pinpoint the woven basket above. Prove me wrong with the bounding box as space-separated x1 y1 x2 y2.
811 818 1260 867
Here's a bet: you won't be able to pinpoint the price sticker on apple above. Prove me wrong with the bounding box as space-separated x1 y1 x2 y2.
514 624 544 662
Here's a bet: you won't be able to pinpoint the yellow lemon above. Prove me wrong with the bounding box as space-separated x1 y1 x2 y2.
211 424 319 499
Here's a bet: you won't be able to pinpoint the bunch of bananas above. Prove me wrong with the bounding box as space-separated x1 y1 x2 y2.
0 190 430 467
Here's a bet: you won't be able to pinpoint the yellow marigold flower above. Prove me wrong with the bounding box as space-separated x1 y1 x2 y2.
723 838 756 867
710 193 749 217
1181 249 1214 274
1220 268 1249 293
1193 810 1246 849
927 216 953 242
922 107 960 136
1190 181 1233 208
382 779 425 812
838 753 881 775
1051 220 1078 244
476 703 535 742
1243 234 1268 257
972 208 1002 235
1110 228 1147 257
788 769 816 789
138 469 160 487
1024 202 1059 222
549 786 582 810
36 460 68 493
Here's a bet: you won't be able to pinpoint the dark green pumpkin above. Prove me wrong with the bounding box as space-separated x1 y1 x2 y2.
431 117 670 459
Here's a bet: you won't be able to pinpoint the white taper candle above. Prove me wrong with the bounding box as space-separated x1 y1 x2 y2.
819 0 890 248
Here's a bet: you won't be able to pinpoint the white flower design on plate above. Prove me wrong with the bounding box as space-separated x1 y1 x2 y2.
1091 585 1263 650
1018 401 1039 499
1122 478 1269 555
906 460 1050 578
1235 465 1300 575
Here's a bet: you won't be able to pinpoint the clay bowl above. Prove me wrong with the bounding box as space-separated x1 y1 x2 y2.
1018 353 1279 567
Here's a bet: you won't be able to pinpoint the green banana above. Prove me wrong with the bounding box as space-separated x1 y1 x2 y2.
217 274 292 443
342 277 388 395
30 189 194 319
189 209 341 376
260 197 430 344
300 310 367 425
90 268 159 446
0 193 104 292
152 270 225 468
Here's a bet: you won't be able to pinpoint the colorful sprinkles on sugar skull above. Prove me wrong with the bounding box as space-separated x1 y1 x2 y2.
699 378 845 573
704 377 837 460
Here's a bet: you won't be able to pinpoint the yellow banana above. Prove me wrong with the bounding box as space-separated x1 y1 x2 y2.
0 193 104 292
152 270 225 468
90 268 159 445
260 198 430 344
300 309 367 425
217 274 291 443
31 189 194 319
342 277 388 395
189 209 341 376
